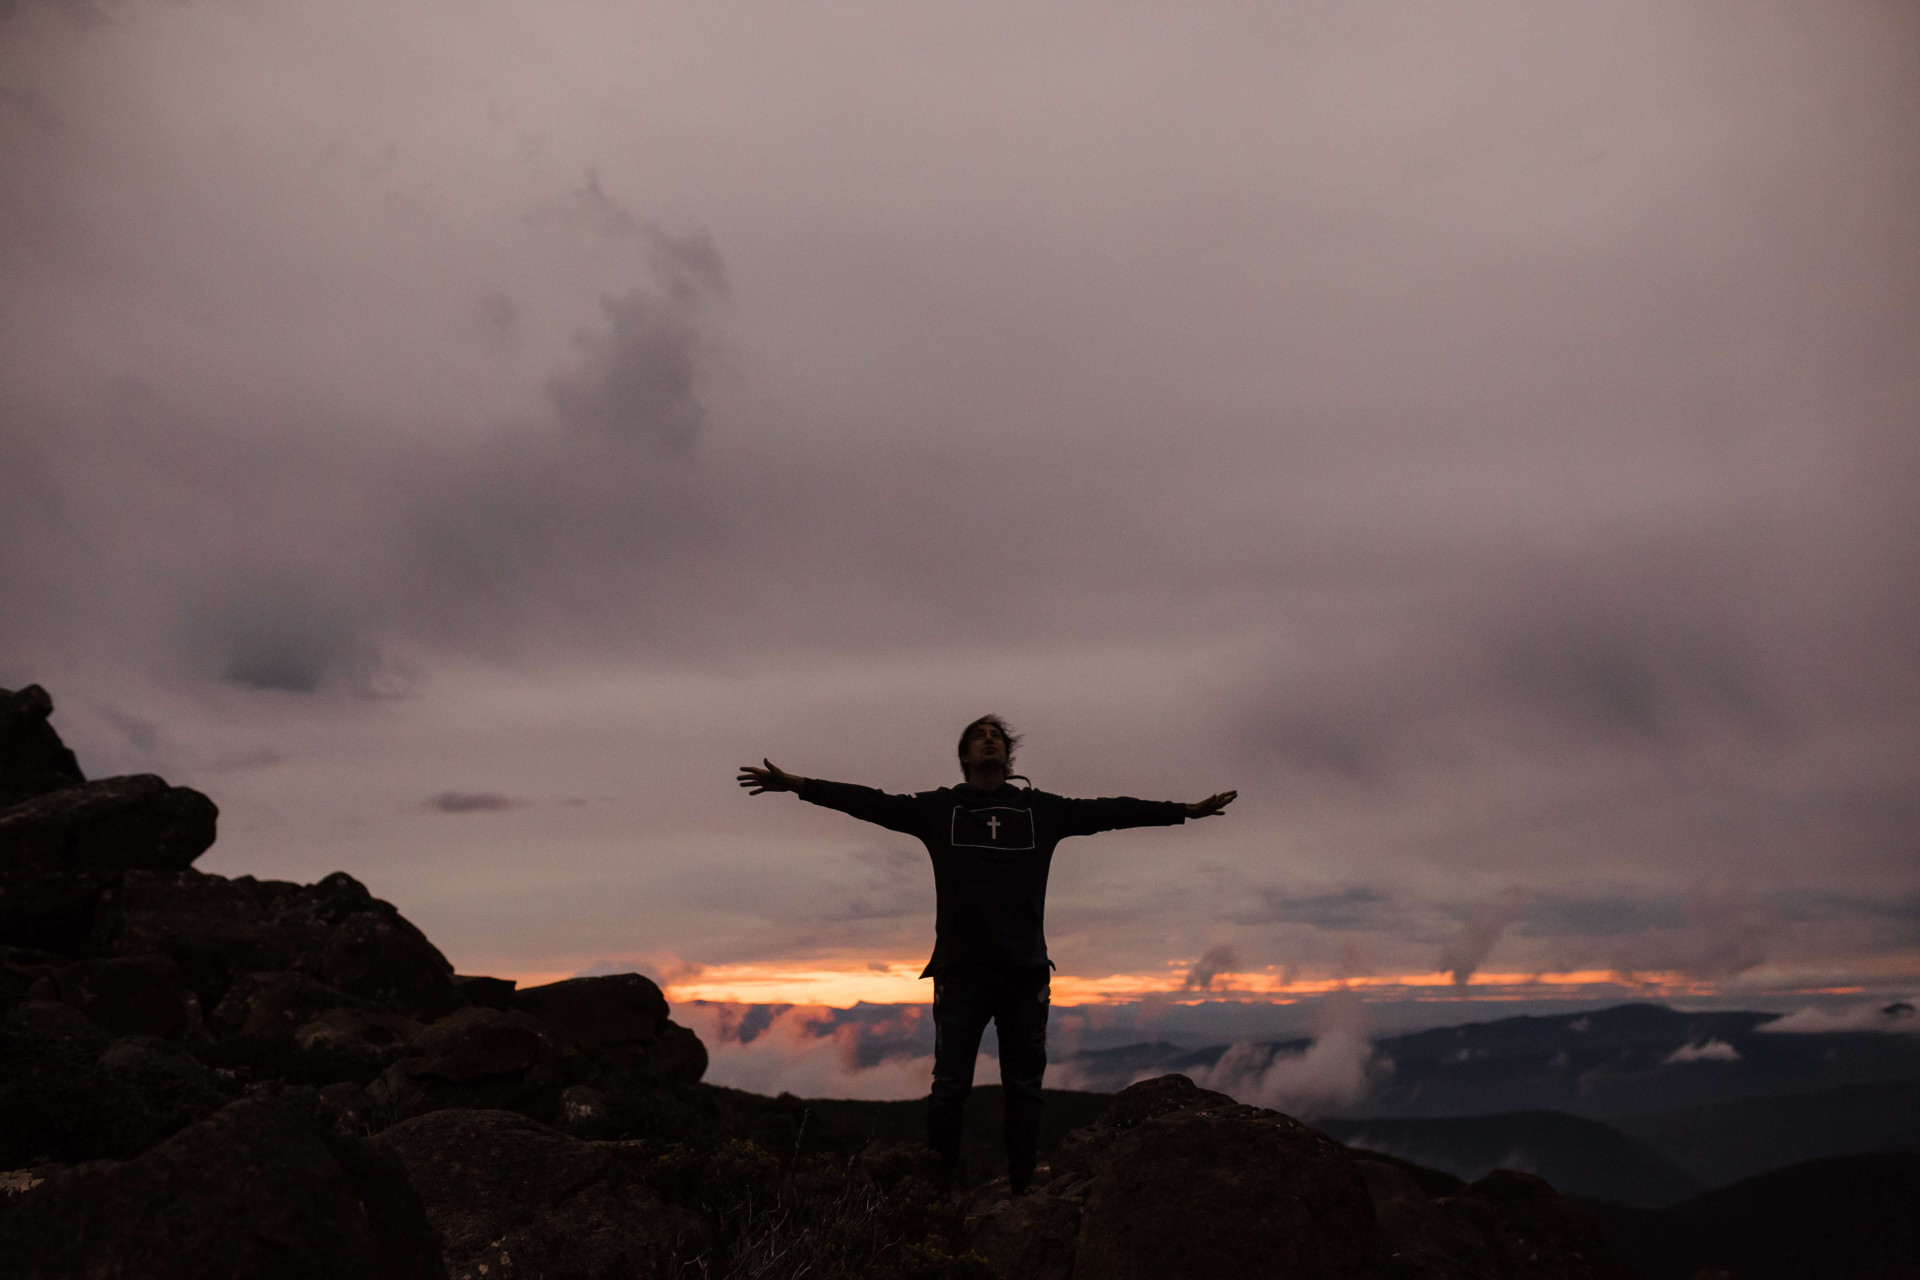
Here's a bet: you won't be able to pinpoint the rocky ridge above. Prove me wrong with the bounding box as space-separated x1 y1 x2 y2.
0 685 1625 1279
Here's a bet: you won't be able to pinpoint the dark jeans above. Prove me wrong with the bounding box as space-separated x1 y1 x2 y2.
928 964 1050 1188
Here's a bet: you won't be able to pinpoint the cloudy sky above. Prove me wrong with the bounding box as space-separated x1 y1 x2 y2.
4 0 1916 1029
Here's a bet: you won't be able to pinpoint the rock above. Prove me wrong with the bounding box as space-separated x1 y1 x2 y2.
94 869 457 1020
95 871 304 1007
369 1006 562 1120
1355 1156 1505 1280
318 909 458 1019
52 953 194 1038
294 1007 425 1084
1045 1073 1236 1187
1 1164 61 1209
452 973 517 1010
211 969 375 1039
514 972 670 1046
1066 1074 1386 1280
559 1084 616 1140
0 999 115 1165
0 775 218 951
965 1187 1081 1280
373 1108 706 1280
316 1079 379 1135
0 944 62 1013
102 1032 211 1089
0 684 84 807
407 1005 552 1082
638 1019 709 1085
0 1002 223 1166
1440 1169 1626 1279
0 1096 442 1279
1098 1070 1238 1130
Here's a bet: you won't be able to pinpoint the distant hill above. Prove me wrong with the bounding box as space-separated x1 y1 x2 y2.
1582 1151 1920 1280
1059 1002 1920 1119
1315 1110 1702 1205
1612 1076 1920 1187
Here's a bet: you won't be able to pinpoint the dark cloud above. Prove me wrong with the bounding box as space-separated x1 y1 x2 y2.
1438 889 1530 986
1183 944 1239 991
1233 887 1395 932
546 285 709 453
427 791 516 814
1521 892 1687 939
182 578 366 694
568 168 639 238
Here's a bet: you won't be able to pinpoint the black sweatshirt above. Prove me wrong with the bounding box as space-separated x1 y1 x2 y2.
799 778 1187 977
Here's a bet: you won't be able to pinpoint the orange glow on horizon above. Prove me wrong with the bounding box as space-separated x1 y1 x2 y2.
480 955 1915 1009
630 959 1739 1008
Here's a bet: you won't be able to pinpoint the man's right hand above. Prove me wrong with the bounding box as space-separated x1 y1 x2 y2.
737 759 804 795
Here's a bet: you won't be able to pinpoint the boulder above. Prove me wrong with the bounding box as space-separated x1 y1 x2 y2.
0 1001 224 1166
0 775 218 951
316 1079 379 1135
0 1096 442 1279
372 1108 706 1279
638 1019 709 1084
93 869 456 1020
0 684 84 807
370 1006 562 1119
558 1083 618 1140
52 952 194 1039
407 1005 552 1082
0 944 62 1013
94 871 306 1006
1075 1102 1385 1279
294 1007 425 1085
1438 1169 1626 1279
964 1186 1081 1280
1354 1156 1506 1279
317 909 457 1019
514 972 670 1046
211 969 375 1040
452 972 517 1010
0 999 115 1165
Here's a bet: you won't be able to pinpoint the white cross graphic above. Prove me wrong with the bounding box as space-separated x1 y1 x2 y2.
985 815 1001 839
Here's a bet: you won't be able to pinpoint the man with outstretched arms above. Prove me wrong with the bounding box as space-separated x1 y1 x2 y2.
737 715 1235 1195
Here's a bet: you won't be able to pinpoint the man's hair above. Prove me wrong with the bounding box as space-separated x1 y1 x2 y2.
957 714 1021 777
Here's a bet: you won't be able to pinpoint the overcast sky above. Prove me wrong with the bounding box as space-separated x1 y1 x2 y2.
3 0 1916 1021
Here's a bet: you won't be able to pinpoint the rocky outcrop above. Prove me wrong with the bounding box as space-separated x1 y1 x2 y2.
963 1075 1627 1280
0 1097 441 1280
52 952 198 1039
0 684 83 807
0 1000 227 1166
1 775 218 951
92 868 457 1019
372 1108 706 1280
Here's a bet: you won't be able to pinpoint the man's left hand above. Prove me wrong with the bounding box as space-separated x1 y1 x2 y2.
1185 790 1237 819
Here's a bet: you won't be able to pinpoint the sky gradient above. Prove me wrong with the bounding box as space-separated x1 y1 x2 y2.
3 1 1916 1030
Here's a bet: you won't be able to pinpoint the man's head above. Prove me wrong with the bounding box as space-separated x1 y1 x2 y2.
957 714 1021 784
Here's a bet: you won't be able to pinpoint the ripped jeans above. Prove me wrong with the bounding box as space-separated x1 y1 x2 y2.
927 964 1051 1187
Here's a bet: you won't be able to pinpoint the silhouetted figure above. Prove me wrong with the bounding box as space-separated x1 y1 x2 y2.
738 715 1234 1195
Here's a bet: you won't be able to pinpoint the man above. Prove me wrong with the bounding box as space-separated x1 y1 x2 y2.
736 715 1234 1194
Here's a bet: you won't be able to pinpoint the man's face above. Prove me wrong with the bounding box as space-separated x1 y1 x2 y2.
962 723 1007 769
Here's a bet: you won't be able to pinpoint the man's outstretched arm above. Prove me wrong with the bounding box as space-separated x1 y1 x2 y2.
735 759 922 834
736 759 808 796
1058 788 1237 837
1186 790 1237 819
